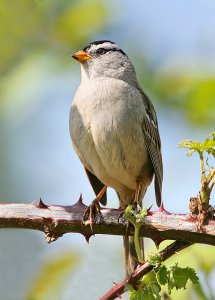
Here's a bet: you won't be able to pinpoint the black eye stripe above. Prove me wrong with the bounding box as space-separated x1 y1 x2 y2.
96 48 127 56
97 48 110 55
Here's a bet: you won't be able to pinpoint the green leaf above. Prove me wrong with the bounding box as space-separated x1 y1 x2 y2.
207 148 215 157
200 138 215 152
148 253 163 266
170 265 199 291
178 135 215 156
187 149 196 156
27 252 79 300
156 265 169 285
178 140 202 155
124 204 136 225
210 132 215 141
140 271 160 288
171 266 190 290
178 140 195 149
185 267 199 285
136 207 148 223
129 284 161 300
124 205 147 225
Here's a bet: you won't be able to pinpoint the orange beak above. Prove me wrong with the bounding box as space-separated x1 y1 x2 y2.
72 50 92 62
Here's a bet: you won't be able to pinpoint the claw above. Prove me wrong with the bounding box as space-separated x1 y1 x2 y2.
82 186 107 232
117 208 125 223
82 199 103 232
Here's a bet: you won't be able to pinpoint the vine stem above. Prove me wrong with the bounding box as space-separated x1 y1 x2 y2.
199 151 206 183
134 224 144 262
207 168 215 185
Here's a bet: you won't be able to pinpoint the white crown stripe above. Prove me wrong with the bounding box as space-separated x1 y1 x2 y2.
89 42 120 52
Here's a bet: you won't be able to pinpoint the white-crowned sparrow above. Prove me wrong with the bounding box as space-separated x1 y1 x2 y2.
70 40 163 275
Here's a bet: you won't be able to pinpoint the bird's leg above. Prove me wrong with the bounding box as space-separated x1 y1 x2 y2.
134 180 142 209
82 185 107 229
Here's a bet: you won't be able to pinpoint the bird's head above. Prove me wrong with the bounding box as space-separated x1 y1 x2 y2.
72 40 137 83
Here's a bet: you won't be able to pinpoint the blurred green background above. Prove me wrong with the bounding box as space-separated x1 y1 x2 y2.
0 0 215 299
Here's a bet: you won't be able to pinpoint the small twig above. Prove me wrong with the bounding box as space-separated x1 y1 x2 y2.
207 168 215 185
100 241 191 300
199 151 206 183
210 181 215 192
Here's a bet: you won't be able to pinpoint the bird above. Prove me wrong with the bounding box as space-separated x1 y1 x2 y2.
70 40 163 275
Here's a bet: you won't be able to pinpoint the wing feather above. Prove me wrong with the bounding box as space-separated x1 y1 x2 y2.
138 87 163 206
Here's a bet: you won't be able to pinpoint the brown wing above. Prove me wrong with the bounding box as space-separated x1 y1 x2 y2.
84 168 107 206
138 88 163 206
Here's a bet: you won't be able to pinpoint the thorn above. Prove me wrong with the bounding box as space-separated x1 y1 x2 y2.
152 237 164 249
71 193 87 209
83 233 93 243
156 201 171 215
78 193 83 204
38 198 49 209
45 232 62 243
147 204 153 212
44 223 63 243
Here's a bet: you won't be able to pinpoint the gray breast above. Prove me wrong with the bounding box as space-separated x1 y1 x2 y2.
70 77 153 194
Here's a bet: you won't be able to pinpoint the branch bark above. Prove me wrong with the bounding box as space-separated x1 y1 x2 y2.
0 197 214 245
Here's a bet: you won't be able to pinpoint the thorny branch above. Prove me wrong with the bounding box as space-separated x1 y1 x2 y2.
0 196 214 299
100 241 191 300
0 196 214 245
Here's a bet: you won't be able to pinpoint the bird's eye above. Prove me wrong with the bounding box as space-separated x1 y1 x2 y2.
97 48 108 55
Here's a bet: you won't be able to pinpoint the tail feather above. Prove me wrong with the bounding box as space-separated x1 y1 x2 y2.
123 235 144 276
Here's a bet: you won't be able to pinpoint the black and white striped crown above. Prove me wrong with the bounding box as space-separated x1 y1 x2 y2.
82 40 126 56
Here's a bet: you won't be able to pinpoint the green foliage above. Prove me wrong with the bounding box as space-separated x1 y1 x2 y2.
27 252 79 300
128 263 198 300
151 73 215 126
178 133 215 157
124 205 147 262
178 132 215 204
139 243 215 300
0 0 109 121
148 253 163 267
0 0 108 76
168 265 199 292
130 284 161 300
156 265 168 285
124 204 147 225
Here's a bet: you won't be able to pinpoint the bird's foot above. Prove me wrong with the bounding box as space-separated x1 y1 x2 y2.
117 207 126 223
82 199 102 232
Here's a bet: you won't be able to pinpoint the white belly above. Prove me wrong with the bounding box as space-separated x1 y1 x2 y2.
70 78 151 193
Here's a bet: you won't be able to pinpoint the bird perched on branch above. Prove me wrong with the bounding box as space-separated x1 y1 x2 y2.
70 40 163 275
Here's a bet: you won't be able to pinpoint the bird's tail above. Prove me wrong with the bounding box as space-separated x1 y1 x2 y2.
123 235 144 276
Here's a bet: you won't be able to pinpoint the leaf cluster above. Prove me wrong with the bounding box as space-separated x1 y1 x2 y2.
124 205 148 262
124 204 147 226
178 132 215 157
178 132 215 206
129 260 199 300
